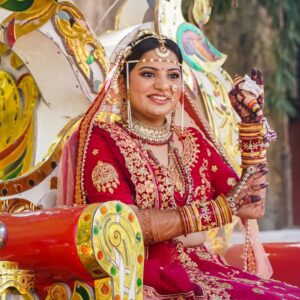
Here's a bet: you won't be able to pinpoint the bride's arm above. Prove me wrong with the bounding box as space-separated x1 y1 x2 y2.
131 168 266 246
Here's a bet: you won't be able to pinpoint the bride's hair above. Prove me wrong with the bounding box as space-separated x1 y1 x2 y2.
120 33 183 78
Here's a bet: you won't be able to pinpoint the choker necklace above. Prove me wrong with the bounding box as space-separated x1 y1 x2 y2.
125 117 172 145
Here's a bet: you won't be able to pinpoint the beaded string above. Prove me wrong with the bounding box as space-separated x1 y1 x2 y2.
243 219 251 272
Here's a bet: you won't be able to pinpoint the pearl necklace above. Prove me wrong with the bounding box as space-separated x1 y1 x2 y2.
125 117 172 145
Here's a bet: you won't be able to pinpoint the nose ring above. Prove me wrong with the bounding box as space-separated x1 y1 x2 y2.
170 85 177 96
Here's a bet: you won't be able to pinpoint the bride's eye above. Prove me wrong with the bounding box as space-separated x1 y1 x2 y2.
141 71 155 78
168 72 180 79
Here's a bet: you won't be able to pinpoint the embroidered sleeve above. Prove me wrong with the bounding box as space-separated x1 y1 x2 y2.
191 127 239 197
83 125 135 205
92 161 120 194
207 141 239 196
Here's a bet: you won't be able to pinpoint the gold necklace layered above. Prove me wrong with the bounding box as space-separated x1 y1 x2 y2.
125 117 172 145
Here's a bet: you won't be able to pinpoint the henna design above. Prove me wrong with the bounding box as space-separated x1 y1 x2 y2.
227 163 268 212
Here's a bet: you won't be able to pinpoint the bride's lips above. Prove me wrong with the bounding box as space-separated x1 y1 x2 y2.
148 94 171 104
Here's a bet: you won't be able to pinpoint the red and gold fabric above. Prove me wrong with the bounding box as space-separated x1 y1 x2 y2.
79 121 300 299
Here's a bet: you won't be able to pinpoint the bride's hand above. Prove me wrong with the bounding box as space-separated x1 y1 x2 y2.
237 199 265 219
226 164 268 215
229 68 265 124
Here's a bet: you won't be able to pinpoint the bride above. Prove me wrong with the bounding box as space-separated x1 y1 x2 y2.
65 31 300 299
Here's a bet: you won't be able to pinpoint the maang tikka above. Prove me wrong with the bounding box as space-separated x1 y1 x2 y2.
155 36 171 58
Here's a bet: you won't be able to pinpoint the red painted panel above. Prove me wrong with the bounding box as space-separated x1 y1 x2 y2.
0 206 93 288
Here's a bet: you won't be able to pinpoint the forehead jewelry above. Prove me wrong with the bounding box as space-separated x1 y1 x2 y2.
155 36 171 58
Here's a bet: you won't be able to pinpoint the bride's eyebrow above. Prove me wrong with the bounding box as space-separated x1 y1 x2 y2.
138 66 181 72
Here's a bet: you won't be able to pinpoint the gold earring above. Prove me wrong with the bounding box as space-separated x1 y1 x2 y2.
181 85 185 131
126 92 133 129
171 108 176 131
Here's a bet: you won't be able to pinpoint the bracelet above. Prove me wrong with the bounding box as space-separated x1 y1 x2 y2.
227 166 257 213
185 205 197 233
179 198 233 235
211 200 222 227
239 132 264 138
241 150 266 158
238 122 263 131
178 206 190 236
216 194 233 223
239 140 265 152
241 157 267 167
227 196 238 215
190 203 202 231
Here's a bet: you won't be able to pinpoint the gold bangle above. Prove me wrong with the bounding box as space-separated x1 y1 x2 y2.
218 194 233 223
178 207 190 235
239 132 263 138
215 196 229 224
212 199 224 226
218 196 230 224
241 150 266 157
211 201 220 226
238 123 263 130
242 157 267 165
185 205 197 233
191 203 202 231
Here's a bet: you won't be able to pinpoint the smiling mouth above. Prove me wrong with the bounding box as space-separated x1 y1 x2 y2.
149 94 171 104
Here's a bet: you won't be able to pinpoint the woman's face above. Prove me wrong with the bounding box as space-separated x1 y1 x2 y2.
124 49 182 126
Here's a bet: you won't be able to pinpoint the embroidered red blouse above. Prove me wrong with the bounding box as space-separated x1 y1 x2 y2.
83 122 238 210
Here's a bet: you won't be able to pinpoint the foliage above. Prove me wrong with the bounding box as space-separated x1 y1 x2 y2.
211 0 300 118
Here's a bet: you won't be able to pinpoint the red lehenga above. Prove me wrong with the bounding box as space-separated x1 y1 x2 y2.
62 33 300 298
78 121 300 299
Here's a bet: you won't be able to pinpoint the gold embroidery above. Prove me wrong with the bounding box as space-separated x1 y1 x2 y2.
166 128 199 199
92 160 120 194
211 165 218 172
227 177 236 187
99 123 159 209
207 149 211 157
92 149 99 155
175 127 200 168
175 242 232 299
252 288 264 294
170 166 184 196
151 163 176 209
194 159 211 201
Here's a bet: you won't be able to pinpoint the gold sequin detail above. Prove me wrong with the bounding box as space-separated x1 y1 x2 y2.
227 177 237 187
92 149 99 155
207 149 211 157
252 288 265 294
92 160 120 194
211 165 218 172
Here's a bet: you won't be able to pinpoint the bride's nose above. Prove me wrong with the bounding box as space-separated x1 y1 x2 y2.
154 77 170 92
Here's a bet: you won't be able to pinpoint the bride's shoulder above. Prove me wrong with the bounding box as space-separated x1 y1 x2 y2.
92 121 132 143
93 121 122 132
174 126 206 141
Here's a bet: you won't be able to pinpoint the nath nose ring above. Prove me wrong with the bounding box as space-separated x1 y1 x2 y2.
170 85 177 96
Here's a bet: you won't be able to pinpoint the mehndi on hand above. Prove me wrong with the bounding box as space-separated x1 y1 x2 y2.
226 163 268 215
229 68 264 123
229 68 277 143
